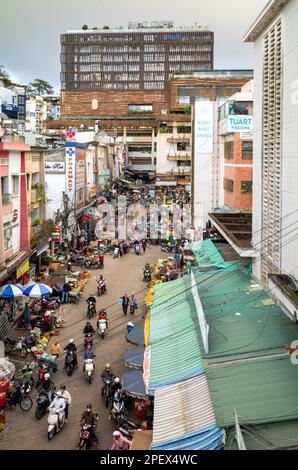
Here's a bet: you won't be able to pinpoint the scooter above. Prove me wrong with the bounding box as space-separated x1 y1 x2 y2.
134 243 140 256
84 333 94 349
102 377 113 408
36 360 58 389
4 337 29 359
5 384 33 411
97 282 107 297
113 247 120 259
143 268 152 283
17 362 37 394
78 414 99 450
65 350 76 376
86 300 96 319
35 389 50 420
98 319 107 339
84 359 95 385
47 407 66 440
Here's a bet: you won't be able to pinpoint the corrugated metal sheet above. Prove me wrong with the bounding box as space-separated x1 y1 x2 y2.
149 326 205 393
152 375 224 450
207 355 298 426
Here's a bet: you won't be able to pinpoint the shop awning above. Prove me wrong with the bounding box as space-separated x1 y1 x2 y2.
124 348 145 369
130 430 153 450
152 375 224 450
126 320 145 346
122 370 147 398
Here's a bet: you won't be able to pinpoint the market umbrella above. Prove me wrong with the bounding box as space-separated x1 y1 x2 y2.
124 348 145 370
0 284 23 298
23 283 52 298
126 320 145 346
122 370 147 398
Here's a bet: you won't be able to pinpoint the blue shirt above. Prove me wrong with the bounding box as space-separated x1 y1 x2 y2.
84 351 95 360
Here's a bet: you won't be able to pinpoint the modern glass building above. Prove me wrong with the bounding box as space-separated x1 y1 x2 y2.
60 24 214 92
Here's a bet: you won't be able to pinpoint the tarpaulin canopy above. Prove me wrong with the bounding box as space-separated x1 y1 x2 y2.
122 370 147 398
126 320 145 346
152 375 224 450
124 348 145 369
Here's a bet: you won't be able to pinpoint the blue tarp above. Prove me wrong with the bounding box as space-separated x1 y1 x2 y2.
126 320 145 346
124 348 145 369
151 425 225 451
122 370 147 398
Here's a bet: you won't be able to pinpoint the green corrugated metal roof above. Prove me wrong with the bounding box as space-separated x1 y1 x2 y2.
149 276 205 391
193 269 298 361
225 420 298 450
192 239 240 270
207 356 298 427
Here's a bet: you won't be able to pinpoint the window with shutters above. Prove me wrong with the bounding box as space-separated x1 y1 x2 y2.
261 19 282 282
224 178 234 192
242 141 253 160
224 141 234 160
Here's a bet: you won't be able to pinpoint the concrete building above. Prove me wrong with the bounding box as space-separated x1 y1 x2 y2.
218 80 254 211
60 22 214 93
26 96 48 134
0 141 31 282
243 0 298 320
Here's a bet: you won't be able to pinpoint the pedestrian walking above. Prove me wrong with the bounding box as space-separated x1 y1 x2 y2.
129 295 138 315
142 239 147 254
99 253 105 269
62 281 71 304
120 293 129 315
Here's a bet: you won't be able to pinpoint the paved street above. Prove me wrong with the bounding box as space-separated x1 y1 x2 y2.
0 246 165 450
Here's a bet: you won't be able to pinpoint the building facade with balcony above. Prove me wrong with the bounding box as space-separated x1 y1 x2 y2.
26 96 48 134
0 141 31 281
218 80 254 211
244 0 298 321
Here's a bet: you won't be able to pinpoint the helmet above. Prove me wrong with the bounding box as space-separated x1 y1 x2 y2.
69 339 74 344
86 403 92 411
105 363 111 369
114 377 120 384
57 391 62 397
113 431 121 439
87 345 92 351
44 373 50 380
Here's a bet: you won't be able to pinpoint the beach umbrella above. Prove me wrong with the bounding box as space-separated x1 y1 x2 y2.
0 284 23 298
23 283 52 298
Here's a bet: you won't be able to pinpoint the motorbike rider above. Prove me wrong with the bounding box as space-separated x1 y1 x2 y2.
41 373 54 404
80 404 99 448
83 345 96 372
97 275 106 294
83 321 95 336
49 390 66 426
60 385 72 421
97 308 108 329
87 293 96 304
111 430 131 450
64 339 78 368
101 363 114 395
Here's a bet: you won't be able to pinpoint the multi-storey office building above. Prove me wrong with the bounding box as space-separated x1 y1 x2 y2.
244 0 298 321
60 24 214 92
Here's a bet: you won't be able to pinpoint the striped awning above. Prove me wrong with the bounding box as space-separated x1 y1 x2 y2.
152 375 224 450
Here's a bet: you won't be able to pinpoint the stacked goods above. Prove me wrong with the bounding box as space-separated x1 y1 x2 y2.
147 279 163 289
145 288 155 306
0 410 5 432
0 378 11 409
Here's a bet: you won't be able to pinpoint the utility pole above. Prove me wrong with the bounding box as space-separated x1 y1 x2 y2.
62 192 71 240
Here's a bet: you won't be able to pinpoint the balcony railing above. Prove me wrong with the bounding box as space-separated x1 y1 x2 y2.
2 193 12 205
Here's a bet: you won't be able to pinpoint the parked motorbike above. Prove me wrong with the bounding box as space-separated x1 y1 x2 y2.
47 407 66 440
65 350 76 376
84 359 95 385
17 362 37 393
41 297 61 312
6 385 33 411
4 337 30 359
79 414 99 450
84 333 94 349
86 300 96 320
160 242 175 253
98 319 107 339
35 389 50 420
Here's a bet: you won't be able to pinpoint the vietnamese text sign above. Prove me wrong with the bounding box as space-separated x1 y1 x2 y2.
228 115 253 133
65 147 76 202
195 101 214 154
45 161 65 174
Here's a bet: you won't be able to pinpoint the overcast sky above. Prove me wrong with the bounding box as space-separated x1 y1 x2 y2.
1 0 267 92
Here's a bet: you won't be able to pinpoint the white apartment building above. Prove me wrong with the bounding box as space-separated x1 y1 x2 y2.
244 0 298 320
26 96 48 134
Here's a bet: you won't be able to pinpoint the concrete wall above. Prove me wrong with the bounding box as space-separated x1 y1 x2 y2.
252 0 298 283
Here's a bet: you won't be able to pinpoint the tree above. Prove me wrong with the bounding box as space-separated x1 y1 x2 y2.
82 24 89 30
0 65 13 88
27 79 54 96
103 25 110 30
